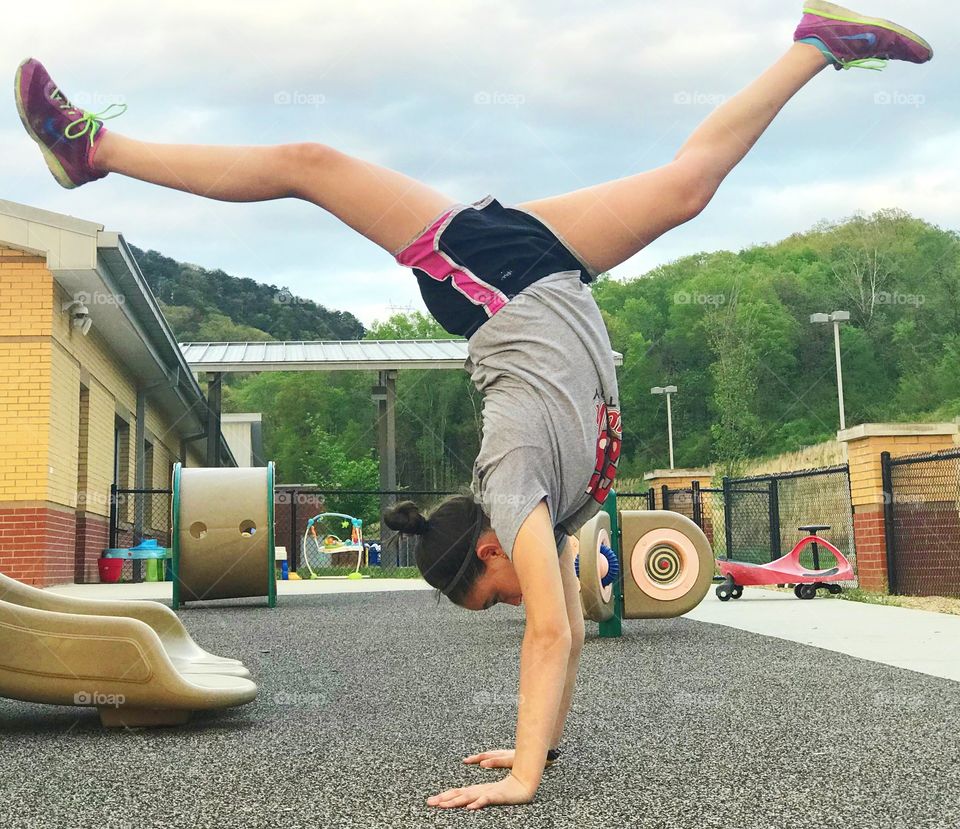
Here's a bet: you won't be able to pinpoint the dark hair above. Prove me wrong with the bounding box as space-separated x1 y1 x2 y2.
382 496 490 605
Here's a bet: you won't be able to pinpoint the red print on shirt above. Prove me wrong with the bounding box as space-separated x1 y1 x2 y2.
586 398 622 504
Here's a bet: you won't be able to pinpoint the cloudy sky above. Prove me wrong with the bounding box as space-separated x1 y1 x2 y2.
3 0 954 328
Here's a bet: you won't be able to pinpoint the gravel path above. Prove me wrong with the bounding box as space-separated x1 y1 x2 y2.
1 590 957 828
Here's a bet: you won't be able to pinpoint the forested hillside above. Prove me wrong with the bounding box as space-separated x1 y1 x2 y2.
138 210 960 488
132 245 364 342
595 209 960 476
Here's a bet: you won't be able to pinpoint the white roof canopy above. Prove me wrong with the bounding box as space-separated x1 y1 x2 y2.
180 339 624 373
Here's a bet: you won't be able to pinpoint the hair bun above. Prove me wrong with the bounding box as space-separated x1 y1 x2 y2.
383 500 429 535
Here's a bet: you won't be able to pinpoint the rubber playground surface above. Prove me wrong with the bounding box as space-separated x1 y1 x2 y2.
0 590 957 829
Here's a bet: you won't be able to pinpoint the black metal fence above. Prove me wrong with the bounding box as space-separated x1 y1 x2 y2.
110 468 857 582
109 485 459 579
628 467 854 572
616 490 656 512
275 487 458 575
717 465 855 569
883 448 960 597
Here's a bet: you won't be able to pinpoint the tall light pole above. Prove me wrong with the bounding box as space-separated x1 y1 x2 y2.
810 311 850 431
651 385 678 469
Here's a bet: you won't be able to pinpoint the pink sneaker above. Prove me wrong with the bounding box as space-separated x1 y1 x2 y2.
795 1 933 71
14 58 126 188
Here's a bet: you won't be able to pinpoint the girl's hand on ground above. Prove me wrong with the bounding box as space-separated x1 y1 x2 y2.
427 774 534 810
463 748 515 769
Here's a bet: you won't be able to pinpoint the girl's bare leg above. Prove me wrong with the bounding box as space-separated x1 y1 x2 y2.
517 43 829 274
94 135 454 255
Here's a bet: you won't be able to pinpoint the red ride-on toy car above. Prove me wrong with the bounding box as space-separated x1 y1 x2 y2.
715 524 854 601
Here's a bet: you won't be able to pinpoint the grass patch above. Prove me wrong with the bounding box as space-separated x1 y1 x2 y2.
831 588 905 608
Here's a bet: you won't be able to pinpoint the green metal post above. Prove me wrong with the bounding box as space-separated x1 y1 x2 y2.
598 490 623 639
170 462 181 610
267 461 278 608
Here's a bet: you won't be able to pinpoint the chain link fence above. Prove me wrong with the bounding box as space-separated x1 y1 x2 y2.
637 468 854 575
884 448 960 597
110 469 857 584
275 487 459 576
109 485 460 580
711 466 855 576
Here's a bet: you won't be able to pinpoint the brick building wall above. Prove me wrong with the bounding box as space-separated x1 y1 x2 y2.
0 245 189 585
841 425 958 593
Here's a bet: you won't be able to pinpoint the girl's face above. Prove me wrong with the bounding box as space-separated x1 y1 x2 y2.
460 532 523 611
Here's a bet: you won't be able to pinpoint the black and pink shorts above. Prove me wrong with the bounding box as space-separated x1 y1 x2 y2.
393 195 599 338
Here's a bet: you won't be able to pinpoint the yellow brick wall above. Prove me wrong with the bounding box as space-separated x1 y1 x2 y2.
848 434 957 507
643 473 713 509
77 386 89 493
47 281 189 512
145 405 182 483
0 256 195 513
83 380 118 517
0 248 53 337
47 342 81 508
0 248 54 500
151 441 173 489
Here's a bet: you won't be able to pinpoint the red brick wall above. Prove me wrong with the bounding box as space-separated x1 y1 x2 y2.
274 491 327 570
853 505 887 592
74 512 110 584
889 502 960 596
0 503 76 586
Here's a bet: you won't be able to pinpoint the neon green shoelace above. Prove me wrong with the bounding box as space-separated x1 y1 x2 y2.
839 56 888 71
51 87 127 144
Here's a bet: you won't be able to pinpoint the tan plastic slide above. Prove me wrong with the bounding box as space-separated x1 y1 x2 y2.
0 572 257 727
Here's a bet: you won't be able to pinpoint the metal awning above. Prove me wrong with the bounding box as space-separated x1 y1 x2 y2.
179 339 624 372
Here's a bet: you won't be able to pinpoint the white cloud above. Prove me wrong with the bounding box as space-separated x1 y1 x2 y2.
3 0 956 330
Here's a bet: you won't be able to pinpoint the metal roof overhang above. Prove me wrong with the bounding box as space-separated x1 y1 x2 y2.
180 340 625 373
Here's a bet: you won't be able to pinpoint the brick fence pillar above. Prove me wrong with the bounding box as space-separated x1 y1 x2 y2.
838 422 959 593
642 468 716 543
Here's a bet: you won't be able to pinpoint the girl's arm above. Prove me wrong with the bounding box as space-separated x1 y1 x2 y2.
551 537 586 747
464 536 585 771
511 501 574 788
428 500 571 810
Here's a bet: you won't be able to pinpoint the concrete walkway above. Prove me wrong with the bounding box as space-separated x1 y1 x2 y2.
48 579 959 683
686 588 960 683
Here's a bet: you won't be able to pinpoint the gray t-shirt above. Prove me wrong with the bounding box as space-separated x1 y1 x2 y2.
465 270 622 557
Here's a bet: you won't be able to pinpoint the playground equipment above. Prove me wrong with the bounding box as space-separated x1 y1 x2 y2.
101 538 171 584
301 513 367 579
170 462 277 609
715 524 854 601
574 492 714 636
0 572 256 727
